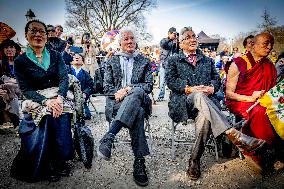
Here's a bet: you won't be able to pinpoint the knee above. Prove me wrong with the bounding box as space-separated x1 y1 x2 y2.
129 87 145 98
251 105 266 116
189 92 206 102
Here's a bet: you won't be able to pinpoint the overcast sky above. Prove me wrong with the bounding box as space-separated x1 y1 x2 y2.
1 0 284 45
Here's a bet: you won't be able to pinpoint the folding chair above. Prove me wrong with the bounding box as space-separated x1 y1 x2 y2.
171 120 219 161
109 116 153 155
91 94 153 155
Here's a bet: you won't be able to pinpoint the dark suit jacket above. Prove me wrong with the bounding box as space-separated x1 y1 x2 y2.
14 49 68 104
103 53 153 122
165 49 221 123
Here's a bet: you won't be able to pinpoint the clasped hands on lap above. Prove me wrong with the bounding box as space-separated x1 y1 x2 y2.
45 96 64 118
114 86 132 102
185 85 214 96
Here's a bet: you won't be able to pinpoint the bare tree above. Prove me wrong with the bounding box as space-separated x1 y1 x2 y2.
258 8 277 32
65 0 156 44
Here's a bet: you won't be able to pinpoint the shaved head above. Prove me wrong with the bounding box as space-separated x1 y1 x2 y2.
252 32 274 58
254 33 274 44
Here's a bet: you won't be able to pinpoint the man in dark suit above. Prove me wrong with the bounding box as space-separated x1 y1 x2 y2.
166 26 266 180
97 29 153 187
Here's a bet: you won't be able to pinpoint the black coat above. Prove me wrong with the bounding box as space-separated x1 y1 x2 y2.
165 49 221 122
159 37 179 68
14 49 69 104
103 53 153 122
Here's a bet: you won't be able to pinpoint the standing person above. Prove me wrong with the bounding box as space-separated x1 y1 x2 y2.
0 39 21 127
226 33 283 167
269 49 278 64
69 53 94 120
10 20 75 182
62 37 75 66
157 27 179 101
232 47 242 59
97 28 153 186
243 35 254 54
46 25 66 52
55 24 64 38
81 33 98 78
275 52 284 82
165 26 266 180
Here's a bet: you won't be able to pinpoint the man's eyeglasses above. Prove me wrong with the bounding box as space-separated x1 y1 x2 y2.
28 28 47 35
181 34 197 41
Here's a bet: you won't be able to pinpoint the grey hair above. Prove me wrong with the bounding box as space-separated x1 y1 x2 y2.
179 26 193 42
118 27 138 44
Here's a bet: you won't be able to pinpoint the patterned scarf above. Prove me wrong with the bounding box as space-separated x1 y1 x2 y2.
116 51 139 87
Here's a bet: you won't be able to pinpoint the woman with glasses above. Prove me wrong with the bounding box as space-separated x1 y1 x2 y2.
10 20 75 182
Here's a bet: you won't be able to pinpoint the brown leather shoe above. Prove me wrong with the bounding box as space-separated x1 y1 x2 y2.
226 128 266 153
186 159 201 180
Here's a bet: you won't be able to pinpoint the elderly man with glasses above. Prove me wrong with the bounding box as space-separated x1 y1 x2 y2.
165 26 266 180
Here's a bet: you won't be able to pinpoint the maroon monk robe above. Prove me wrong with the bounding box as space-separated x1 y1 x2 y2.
225 52 277 145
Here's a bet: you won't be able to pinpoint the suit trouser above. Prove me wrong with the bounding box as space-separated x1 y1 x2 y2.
187 92 231 160
113 87 150 157
158 67 166 99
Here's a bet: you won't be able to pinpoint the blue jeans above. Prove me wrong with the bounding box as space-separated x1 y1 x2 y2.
158 67 166 99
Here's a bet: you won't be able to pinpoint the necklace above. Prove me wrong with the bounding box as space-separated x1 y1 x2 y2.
36 55 42 58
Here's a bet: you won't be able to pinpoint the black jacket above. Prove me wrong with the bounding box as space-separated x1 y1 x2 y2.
14 49 69 104
159 37 179 68
165 49 221 122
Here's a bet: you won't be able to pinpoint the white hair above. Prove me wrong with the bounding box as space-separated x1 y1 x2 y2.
179 26 193 42
118 27 139 45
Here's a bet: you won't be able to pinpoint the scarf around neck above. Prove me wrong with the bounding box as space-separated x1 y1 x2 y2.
116 51 139 87
26 46 50 71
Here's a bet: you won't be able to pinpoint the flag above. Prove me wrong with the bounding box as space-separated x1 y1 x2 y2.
258 79 284 140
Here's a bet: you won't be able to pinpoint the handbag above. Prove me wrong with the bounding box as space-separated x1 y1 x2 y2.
73 118 94 169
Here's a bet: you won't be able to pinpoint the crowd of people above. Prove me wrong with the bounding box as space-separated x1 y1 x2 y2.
0 19 284 187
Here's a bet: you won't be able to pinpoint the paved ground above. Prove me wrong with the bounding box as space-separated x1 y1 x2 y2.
0 88 284 189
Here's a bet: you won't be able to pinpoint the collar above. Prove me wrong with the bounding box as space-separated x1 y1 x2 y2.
179 49 203 62
26 46 50 71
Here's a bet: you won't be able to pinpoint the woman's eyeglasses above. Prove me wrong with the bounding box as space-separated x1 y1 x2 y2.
28 28 46 35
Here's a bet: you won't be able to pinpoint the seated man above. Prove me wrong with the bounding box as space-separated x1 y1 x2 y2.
225 33 284 166
97 29 153 186
69 53 94 120
165 26 266 180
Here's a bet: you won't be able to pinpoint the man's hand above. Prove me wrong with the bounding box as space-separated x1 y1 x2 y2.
248 90 265 102
0 89 7 96
114 88 128 102
185 85 214 95
201 86 214 96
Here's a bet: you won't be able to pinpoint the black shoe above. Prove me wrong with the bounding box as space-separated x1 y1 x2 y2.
133 157 148 186
48 164 61 182
97 133 115 161
57 162 70 177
